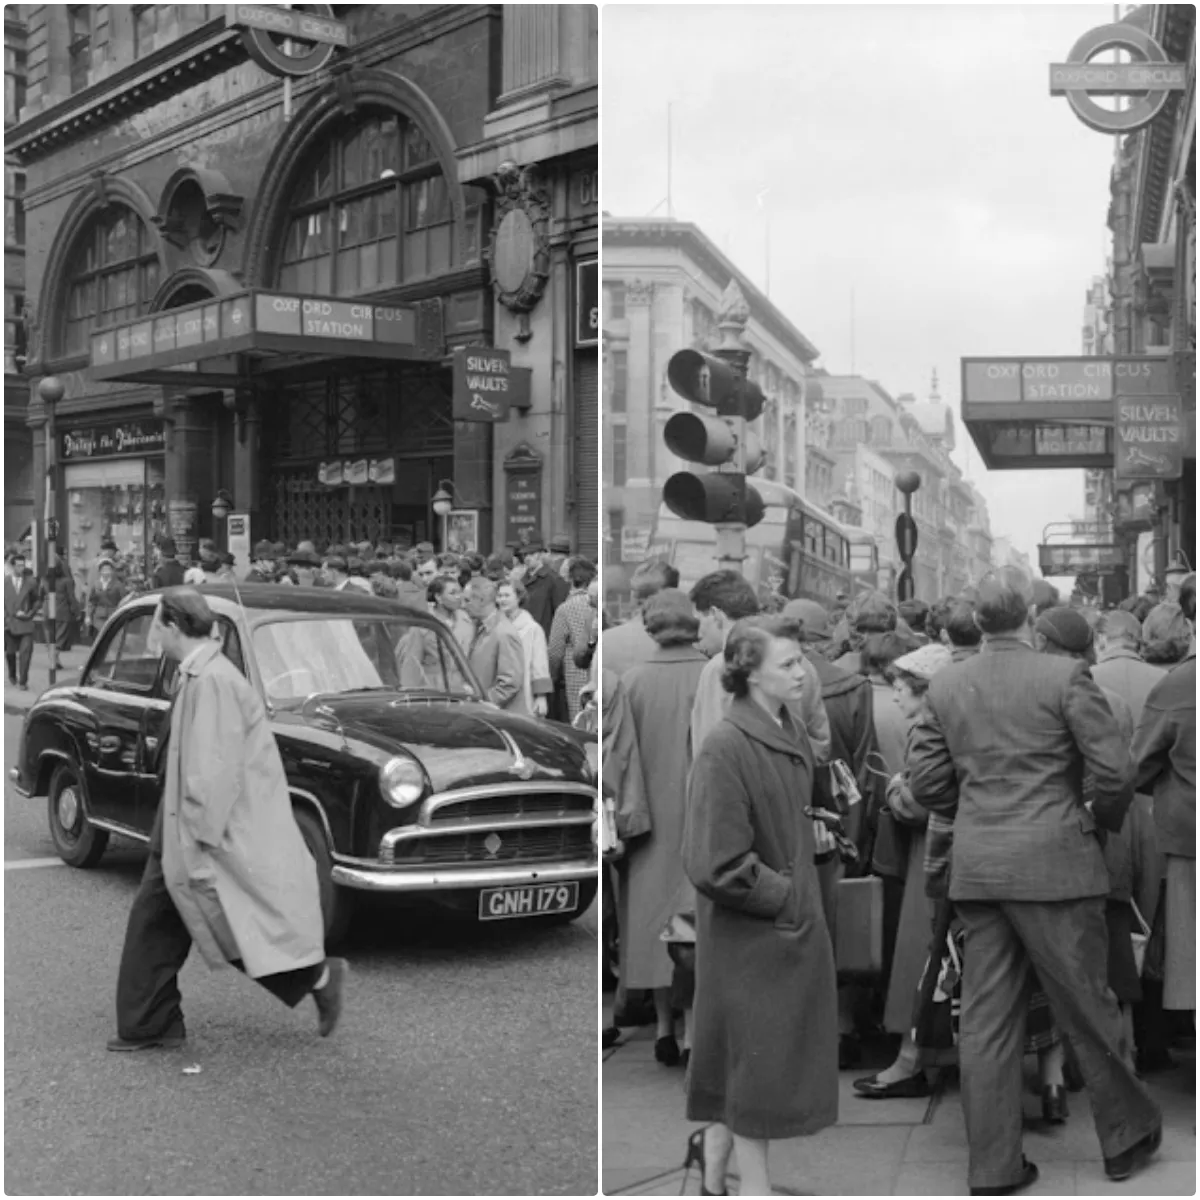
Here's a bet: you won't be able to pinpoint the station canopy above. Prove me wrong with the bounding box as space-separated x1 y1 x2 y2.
960 356 1174 471
89 288 438 387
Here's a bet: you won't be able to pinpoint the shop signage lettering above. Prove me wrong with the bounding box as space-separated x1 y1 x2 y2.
252 293 416 345
1115 398 1184 479
504 473 542 546
576 260 598 347
230 3 348 79
452 347 511 423
60 420 166 460
962 357 1171 404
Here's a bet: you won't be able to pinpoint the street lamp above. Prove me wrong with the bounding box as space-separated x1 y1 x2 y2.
431 483 455 519
211 489 234 521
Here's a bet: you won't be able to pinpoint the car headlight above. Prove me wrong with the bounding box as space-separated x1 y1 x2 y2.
379 756 426 808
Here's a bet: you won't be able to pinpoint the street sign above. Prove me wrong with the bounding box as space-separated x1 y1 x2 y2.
452 347 511 423
1050 22 1186 135
962 357 1171 406
228 4 349 77
1038 543 1125 576
894 513 918 561
1115 397 1184 480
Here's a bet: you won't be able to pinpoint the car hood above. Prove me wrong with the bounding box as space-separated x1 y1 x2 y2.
293 695 589 793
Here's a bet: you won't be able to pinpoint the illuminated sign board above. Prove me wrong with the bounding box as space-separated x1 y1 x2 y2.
960 356 1179 471
89 288 429 384
1038 543 1125 576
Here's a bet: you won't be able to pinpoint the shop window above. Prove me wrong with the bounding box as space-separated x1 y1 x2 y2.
60 207 158 358
277 113 456 296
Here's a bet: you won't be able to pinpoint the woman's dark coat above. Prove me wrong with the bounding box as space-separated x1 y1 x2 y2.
683 696 839 1140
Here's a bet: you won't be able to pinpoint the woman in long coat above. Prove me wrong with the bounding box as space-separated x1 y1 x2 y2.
682 617 838 1197
620 589 709 1066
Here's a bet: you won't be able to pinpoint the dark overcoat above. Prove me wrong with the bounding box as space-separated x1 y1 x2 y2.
683 697 839 1140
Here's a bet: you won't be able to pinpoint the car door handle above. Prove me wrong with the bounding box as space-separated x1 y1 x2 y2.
98 735 121 755
144 736 158 751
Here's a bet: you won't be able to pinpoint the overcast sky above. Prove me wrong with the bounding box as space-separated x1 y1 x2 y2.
602 3 1124 577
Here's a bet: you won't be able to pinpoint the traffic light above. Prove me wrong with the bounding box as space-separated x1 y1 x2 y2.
661 349 766 527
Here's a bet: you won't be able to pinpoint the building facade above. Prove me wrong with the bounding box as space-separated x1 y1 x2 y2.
4 5 30 543
9 4 596 589
601 216 820 605
1105 3 1195 588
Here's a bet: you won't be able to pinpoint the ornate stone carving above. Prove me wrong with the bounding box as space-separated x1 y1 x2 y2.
486 163 551 342
626 280 655 307
717 279 750 331
20 300 41 375
153 167 245 267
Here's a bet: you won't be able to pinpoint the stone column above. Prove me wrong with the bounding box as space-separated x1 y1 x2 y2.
231 391 262 531
166 395 217 548
453 420 493 554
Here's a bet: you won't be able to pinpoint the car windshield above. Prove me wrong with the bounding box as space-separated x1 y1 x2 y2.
251 616 481 706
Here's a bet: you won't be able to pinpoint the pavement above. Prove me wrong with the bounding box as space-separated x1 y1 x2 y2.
602 1005 1196 1196
4 713 598 1195
3 649 85 717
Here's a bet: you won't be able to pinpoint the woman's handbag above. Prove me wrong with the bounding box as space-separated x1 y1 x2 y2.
912 903 963 1051
1130 898 1152 977
598 789 622 861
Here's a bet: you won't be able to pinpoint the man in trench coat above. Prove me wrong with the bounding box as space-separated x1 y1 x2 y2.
109 587 347 1050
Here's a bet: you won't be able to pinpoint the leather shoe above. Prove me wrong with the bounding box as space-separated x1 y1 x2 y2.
313 957 348 1037
654 1034 681 1066
852 1071 932 1099
106 1030 186 1052
602 1025 621 1049
1041 1084 1068 1124
1104 1125 1162 1181
970 1158 1038 1195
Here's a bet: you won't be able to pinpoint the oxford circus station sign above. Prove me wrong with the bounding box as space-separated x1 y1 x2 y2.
1050 22 1186 134
227 3 349 78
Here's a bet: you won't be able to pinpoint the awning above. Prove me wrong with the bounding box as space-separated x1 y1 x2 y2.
89 288 440 386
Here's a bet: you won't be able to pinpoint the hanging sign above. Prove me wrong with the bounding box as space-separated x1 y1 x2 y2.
1115 397 1185 479
453 347 511 422
229 4 349 78
167 498 198 562
60 419 165 460
576 259 598 347
1050 23 1186 135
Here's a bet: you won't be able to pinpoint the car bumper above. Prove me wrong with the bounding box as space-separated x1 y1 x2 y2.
8 767 29 797
330 858 598 893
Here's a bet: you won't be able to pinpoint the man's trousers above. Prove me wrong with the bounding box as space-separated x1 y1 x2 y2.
115 819 323 1040
5 630 33 685
955 897 1161 1190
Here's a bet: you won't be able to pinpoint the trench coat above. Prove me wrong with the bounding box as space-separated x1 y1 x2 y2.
161 641 325 978
619 643 709 990
683 697 839 1140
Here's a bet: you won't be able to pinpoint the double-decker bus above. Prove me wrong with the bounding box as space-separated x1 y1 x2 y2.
650 478 858 605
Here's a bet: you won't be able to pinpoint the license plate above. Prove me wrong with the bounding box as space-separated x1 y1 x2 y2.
478 882 580 921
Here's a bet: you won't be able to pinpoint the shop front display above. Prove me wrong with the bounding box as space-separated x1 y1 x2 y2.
59 418 166 590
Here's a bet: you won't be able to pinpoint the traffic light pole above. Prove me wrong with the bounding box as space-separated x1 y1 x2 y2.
711 344 750 571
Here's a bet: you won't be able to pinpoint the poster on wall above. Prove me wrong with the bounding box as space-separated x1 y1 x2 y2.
446 509 479 554
167 498 198 562
227 513 251 571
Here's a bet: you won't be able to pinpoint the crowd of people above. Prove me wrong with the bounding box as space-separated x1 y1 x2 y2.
601 559 1195 1196
4 530 602 724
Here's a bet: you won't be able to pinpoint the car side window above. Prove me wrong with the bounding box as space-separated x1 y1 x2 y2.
87 613 161 692
160 619 246 698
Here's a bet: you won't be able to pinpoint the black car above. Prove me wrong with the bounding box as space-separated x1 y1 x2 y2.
12 585 598 942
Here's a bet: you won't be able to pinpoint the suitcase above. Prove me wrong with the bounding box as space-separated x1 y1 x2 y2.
835 874 884 976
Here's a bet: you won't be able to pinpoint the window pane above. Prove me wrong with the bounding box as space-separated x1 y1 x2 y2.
359 242 379 292
336 249 359 296
406 181 428 231
426 175 450 225
313 256 331 293
342 127 364 189
405 123 435 168
377 238 398 287
379 189 398 236
428 222 450 275
278 263 298 292
142 260 159 299
135 7 155 54
403 231 426 281
338 199 360 247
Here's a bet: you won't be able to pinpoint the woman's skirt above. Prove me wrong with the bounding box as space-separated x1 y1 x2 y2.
1164 856 1196 1011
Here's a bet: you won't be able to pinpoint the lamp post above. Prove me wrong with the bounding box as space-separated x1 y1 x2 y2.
38 376 66 686
894 470 922 602
431 480 456 552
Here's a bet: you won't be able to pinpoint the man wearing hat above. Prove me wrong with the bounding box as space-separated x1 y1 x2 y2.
287 545 322 588
246 541 278 584
521 536 570 641
909 568 1160 1192
151 539 185 590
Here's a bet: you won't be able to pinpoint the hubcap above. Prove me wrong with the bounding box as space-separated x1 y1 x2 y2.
57 785 80 833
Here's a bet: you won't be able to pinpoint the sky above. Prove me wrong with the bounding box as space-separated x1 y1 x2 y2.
602 3 1124 579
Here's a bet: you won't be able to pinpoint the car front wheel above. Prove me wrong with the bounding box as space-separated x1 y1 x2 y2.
47 762 109 868
293 805 354 948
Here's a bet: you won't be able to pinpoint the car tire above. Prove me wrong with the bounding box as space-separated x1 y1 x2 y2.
47 761 109 868
545 877 599 925
293 805 354 948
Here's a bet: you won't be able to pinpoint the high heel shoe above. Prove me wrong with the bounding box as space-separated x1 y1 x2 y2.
654 1034 681 1066
683 1127 727 1196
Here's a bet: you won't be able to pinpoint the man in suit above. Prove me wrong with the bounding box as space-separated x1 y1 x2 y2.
462 577 524 711
909 568 1161 1195
5 550 40 689
151 538 186 590
603 559 678 681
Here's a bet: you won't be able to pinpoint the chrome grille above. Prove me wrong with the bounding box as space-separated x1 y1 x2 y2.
429 792 594 824
390 825 593 865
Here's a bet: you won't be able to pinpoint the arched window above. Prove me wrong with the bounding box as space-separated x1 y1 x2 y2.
62 206 159 356
278 113 455 295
